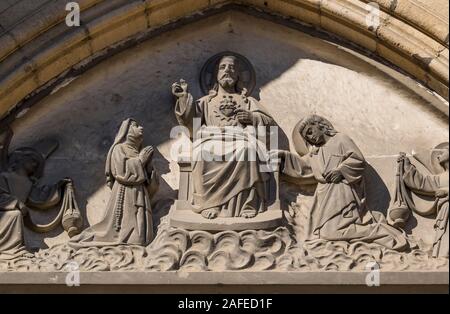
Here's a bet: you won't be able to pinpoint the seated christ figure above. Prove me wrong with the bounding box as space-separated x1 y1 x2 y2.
171 55 274 219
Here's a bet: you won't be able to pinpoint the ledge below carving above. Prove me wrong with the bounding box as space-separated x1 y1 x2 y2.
0 270 448 294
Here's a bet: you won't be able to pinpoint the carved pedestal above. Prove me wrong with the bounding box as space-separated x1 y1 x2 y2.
169 159 283 231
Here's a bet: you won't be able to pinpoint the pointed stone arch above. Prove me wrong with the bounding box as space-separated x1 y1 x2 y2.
0 0 448 123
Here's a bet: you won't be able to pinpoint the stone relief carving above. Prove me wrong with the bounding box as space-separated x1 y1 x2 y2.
70 119 159 247
171 54 275 221
270 114 413 252
2 214 446 272
169 53 283 233
0 53 448 273
389 143 449 258
0 126 81 260
199 51 256 96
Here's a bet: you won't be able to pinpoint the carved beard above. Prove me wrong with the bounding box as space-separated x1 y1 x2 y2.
218 75 237 90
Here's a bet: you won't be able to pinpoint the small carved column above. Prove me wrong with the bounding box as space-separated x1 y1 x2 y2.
177 159 192 202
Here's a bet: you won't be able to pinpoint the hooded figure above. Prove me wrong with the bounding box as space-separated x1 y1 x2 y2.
0 147 64 259
71 119 158 247
401 146 449 258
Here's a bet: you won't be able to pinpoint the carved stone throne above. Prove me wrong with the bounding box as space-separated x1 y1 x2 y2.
169 155 283 231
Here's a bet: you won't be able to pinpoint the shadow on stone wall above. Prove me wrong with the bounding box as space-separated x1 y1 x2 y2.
365 164 391 216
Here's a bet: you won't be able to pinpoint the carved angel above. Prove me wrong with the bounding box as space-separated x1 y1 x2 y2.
0 126 80 259
389 143 449 258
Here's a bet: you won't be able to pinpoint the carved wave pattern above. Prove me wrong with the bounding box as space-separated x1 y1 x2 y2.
0 244 148 272
145 226 294 271
0 226 294 272
0 221 447 272
278 240 448 271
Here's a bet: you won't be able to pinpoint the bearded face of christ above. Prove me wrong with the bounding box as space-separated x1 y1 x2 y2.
217 56 239 90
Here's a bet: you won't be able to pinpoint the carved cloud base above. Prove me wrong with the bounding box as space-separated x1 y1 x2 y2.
0 215 447 273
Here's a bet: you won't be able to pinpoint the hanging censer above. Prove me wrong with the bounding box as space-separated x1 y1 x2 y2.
388 153 411 228
61 180 83 237
24 179 83 237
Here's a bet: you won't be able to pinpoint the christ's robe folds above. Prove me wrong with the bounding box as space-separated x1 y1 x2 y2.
176 93 274 217
282 133 410 251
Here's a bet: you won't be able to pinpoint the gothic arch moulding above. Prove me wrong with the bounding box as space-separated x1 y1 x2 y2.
0 0 448 124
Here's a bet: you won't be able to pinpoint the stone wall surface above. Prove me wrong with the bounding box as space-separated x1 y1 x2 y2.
0 0 448 122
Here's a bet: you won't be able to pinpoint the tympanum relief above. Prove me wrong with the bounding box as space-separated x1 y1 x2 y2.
0 54 447 272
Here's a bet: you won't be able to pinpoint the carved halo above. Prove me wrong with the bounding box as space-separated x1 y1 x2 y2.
430 142 449 174
292 121 310 157
199 51 256 95
291 115 336 156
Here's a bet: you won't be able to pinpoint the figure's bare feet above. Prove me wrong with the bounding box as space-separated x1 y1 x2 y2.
240 207 257 219
201 207 220 219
